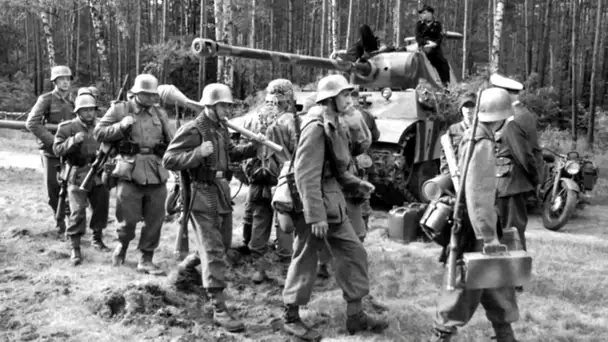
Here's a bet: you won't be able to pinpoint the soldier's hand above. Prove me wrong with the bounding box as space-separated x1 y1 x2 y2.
311 221 329 239
120 116 135 130
483 237 501 247
199 141 214 157
253 133 267 144
74 132 86 144
358 181 375 195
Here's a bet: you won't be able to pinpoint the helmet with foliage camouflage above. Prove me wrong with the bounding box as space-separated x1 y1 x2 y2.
130 74 159 94
315 74 355 103
73 94 97 113
50 65 73 82
77 87 93 97
478 88 514 123
265 79 295 104
200 83 234 106
87 86 100 98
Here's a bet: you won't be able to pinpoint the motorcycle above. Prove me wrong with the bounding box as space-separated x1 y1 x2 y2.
538 148 599 231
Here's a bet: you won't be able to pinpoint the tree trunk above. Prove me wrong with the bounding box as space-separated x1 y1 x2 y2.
393 0 402 47
375 0 381 35
214 0 224 81
321 0 327 58
221 0 234 87
537 0 552 87
25 13 30 75
524 0 531 76
490 0 504 73
462 0 469 79
587 0 602 147
33 13 42 94
571 0 578 147
288 0 294 79
88 0 111 90
199 0 207 98
135 0 141 74
330 0 337 53
162 0 167 42
40 11 56 67
346 0 354 48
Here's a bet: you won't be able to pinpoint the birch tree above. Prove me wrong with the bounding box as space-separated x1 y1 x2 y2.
462 0 469 79
88 0 111 87
221 0 234 87
345 0 354 48
39 11 56 67
571 0 578 146
490 0 505 73
393 0 402 47
214 0 224 82
330 0 338 53
587 0 603 147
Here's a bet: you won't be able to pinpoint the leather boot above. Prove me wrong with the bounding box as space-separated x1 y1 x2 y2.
282 304 322 341
345 310 389 335
111 242 128 266
234 223 252 255
429 329 453 342
92 230 110 252
70 236 82 266
178 253 201 271
363 294 389 313
56 220 66 240
491 322 518 342
209 289 245 333
137 251 165 276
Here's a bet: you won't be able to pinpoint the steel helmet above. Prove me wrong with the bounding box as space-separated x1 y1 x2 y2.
73 94 97 113
130 74 159 94
315 74 355 103
88 86 100 98
77 87 93 97
478 88 514 123
200 83 234 106
50 65 73 82
265 79 295 103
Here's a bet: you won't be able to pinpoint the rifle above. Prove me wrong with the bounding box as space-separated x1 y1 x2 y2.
174 170 192 261
446 89 482 291
56 162 73 222
79 74 130 191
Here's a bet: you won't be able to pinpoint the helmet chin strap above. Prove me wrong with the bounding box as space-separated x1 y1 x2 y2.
204 107 220 123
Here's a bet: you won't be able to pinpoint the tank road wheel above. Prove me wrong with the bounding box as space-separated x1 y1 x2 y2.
408 160 439 202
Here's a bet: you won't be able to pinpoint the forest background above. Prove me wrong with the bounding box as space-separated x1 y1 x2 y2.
0 0 606 148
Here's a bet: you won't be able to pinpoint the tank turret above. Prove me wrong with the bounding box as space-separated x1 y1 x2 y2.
191 38 443 90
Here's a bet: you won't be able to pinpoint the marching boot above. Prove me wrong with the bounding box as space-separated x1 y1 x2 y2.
345 301 389 335
69 236 82 266
137 250 165 276
111 242 128 266
491 322 518 342
234 223 252 255
282 304 322 341
208 289 245 333
56 220 66 240
363 294 389 313
92 230 110 252
177 253 201 271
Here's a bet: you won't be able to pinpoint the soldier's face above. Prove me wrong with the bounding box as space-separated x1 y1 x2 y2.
420 11 433 21
135 93 160 107
214 103 233 120
461 102 475 124
55 77 71 91
334 91 353 113
78 108 96 123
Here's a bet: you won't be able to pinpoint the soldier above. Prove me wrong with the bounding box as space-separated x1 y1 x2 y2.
439 92 476 175
26 65 75 237
416 5 451 86
162 83 262 332
242 79 297 283
53 94 110 266
282 75 388 341
94 74 173 275
432 88 521 342
488 76 539 251
344 24 387 62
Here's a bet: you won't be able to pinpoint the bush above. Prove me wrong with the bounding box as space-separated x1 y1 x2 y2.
0 72 36 112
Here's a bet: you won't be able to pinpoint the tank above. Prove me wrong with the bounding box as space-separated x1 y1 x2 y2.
192 38 450 206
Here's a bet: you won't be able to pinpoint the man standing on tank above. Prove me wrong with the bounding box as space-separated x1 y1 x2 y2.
416 5 451 86
26 65 75 238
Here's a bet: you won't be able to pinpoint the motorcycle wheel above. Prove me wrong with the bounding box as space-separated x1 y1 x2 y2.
541 182 578 231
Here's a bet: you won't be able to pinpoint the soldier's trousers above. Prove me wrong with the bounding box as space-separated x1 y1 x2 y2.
496 193 528 250
66 184 109 237
191 210 233 289
283 213 370 306
346 199 367 241
242 200 253 244
426 47 451 86
115 180 166 252
40 154 62 217
249 199 293 259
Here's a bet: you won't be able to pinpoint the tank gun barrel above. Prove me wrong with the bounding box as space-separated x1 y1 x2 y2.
192 38 371 76
0 120 58 133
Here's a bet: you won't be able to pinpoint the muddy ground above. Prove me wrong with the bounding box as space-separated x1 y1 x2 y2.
1 145 607 342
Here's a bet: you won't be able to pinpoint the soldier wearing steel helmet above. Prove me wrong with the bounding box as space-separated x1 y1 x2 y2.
94 74 174 275
238 78 297 283
53 94 110 266
26 65 75 238
162 83 262 333
282 74 388 341
432 88 521 342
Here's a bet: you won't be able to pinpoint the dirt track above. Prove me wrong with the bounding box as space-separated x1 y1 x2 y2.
1 150 608 341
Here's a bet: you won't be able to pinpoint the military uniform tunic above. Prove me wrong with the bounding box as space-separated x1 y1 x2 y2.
495 118 539 250
53 117 109 237
434 123 519 334
26 89 75 220
94 100 173 252
283 105 370 306
415 19 451 85
162 114 257 289
439 121 467 175
512 101 544 182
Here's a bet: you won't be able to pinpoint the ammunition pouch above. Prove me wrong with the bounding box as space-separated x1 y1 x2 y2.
244 158 278 186
111 155 135 181
117 141 140 155
191 169 232 183
102 161 118 188
420 199 454 247
66 156 95 168
496 157 513 178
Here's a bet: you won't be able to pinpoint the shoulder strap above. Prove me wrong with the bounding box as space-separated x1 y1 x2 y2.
288 118 322 172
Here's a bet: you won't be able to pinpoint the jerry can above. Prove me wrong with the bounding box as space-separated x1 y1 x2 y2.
387 203 426 243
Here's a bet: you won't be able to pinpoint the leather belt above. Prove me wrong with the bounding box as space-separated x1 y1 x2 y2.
138 147 155 155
